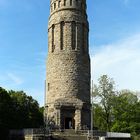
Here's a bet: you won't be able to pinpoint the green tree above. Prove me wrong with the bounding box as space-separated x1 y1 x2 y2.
0 87 13 139
92 75 140 136
0 87 44 139
93 104 106 131
111 90 140 134
92 75 116 131
9 90 44 128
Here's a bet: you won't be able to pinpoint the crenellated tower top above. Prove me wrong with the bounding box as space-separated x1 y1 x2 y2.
48 0 89 54
50 0 87 17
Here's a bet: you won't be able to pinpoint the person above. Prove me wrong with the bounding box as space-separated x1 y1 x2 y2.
69 120 72 129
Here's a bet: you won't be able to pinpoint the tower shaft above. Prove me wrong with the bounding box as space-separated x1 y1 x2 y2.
45 0 91 130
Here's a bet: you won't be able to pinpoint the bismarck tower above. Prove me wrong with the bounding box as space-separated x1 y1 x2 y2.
45 0 91 130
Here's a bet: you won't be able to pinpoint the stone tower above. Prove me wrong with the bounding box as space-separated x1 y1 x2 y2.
45 0 91 130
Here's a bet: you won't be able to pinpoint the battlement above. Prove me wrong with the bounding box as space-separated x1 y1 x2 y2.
50 0 87 14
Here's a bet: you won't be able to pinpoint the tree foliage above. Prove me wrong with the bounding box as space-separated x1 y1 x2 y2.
0 87 44 139
112 90 140 134
93 75 116 131
92 75 140 135
0 87 13 139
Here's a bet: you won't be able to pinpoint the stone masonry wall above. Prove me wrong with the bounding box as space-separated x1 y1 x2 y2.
45 0 91 129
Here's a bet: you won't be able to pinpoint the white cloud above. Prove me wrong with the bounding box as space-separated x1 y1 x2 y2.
7 73 23 85
91 33 140 92
0 72 24 93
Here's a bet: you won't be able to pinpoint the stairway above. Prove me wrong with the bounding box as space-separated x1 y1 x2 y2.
50 129 88 140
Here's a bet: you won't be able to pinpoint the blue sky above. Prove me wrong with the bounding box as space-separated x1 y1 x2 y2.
0 0 140 106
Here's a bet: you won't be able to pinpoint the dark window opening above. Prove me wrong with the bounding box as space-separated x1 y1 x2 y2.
48 83 50 91
60 21 64 50
58 1 61 8
71 21 76 50
76 0 78 6
54 3 56 9
64 0 66 6
70 0 72 6
82 23 85 54
81 2 83 8
52 24 55 52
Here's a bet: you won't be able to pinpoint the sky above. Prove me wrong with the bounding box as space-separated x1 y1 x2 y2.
0 0 140 106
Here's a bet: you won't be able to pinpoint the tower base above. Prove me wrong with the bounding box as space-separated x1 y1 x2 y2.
45 98 91 130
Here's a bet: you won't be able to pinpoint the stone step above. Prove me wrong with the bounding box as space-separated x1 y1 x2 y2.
52 129 78 135
51 135 87 140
